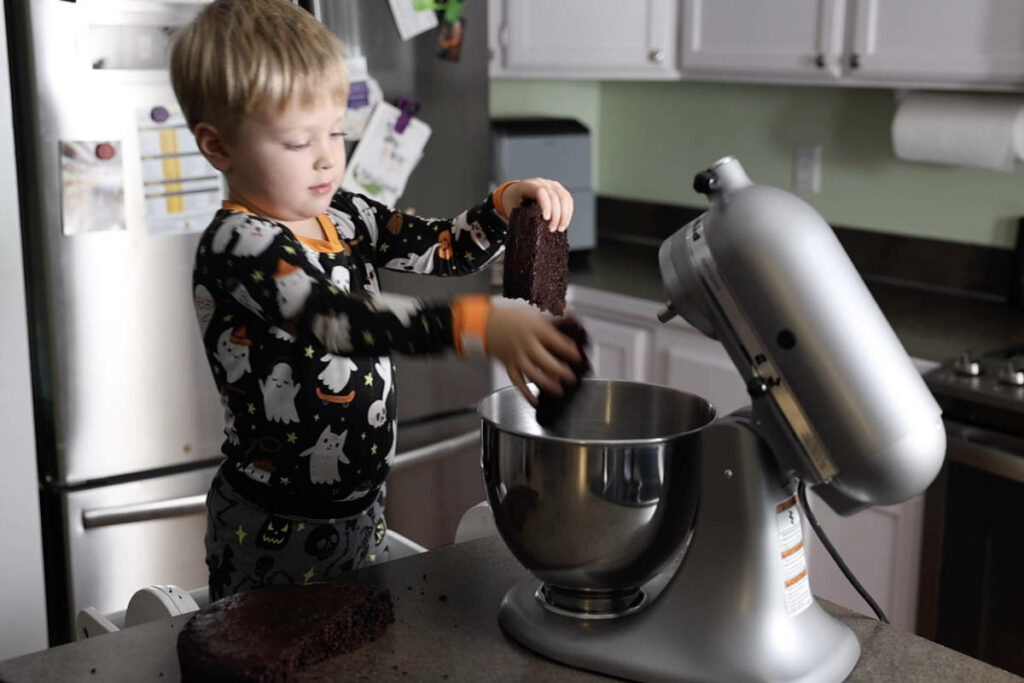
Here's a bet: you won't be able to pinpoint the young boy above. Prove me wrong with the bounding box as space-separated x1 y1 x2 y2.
170 0 583 600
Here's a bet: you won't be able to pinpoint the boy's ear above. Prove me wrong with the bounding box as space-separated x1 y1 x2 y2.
194 122 231 172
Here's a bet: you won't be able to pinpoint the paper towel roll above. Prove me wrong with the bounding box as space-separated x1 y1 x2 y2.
891 92 1024 172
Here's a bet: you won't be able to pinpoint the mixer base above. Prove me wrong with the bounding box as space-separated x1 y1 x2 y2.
497 417 862 682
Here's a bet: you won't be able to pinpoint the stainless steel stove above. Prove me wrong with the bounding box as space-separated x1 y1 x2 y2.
920 345 1024 676
925 348 1024 434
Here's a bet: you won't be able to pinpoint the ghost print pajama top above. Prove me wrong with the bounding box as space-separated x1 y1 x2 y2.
193 188 510 518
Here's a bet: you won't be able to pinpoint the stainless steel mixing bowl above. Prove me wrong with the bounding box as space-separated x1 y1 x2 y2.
479 379 715 615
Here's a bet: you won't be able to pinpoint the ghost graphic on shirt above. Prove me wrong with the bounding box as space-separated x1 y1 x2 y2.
367 292 419 327
452 212 490 250
274 260 313 319
367 357 393 428
329 266 350 293
311 312 353 353
259 362 301 423
212 216 282 257
318 354 358 396
350 195 378 243
268 325 296 343
215 327 252 382
300 425 350 484
193 284 216 336
363 263 380 292
230 282 264 316
300 242 326 273
327 207 356 240
384 245 439 274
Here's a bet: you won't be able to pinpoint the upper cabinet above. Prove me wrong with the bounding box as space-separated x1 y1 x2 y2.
490 0 1024 91
680 0 845 82
844 0 1024 89
488 0 680 80
680 0 1024 90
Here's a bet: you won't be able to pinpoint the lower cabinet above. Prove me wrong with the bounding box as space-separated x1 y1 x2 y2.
492 285 928 633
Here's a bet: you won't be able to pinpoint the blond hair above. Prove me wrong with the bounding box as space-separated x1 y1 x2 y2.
170 0 348 133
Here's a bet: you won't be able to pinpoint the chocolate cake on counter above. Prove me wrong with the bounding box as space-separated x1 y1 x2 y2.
177 582 393 683
502 198 569 315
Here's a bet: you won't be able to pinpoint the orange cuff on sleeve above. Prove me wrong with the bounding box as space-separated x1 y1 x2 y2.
452 294 492 357
491 180 518 220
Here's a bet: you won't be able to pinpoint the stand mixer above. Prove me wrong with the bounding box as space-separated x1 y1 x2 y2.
479 157 946 682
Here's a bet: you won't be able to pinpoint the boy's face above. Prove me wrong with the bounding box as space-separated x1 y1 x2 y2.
222 98 347 223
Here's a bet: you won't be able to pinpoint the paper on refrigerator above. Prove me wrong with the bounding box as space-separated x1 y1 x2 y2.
342 101 431 207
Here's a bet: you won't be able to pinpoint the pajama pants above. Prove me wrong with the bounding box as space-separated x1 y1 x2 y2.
203 470 390 601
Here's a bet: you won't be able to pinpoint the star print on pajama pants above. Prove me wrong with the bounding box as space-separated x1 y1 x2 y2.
203 472 390 600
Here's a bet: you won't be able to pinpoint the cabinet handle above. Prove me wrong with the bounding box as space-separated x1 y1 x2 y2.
849 53 861 70
648 49 665 64
814 53 826 69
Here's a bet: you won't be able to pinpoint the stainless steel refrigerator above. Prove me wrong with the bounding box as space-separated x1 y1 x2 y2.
10 0 234 644
9 0 493 644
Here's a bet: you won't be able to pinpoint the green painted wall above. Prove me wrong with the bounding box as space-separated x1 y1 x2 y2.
491 79 1024 249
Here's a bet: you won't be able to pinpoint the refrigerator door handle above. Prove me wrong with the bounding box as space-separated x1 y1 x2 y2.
82 494 207 529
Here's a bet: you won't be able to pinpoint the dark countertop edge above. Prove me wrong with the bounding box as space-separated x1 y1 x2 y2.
1 536 1020 683
568 235 1024 363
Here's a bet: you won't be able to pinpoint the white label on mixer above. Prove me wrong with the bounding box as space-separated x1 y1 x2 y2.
776 496 812 616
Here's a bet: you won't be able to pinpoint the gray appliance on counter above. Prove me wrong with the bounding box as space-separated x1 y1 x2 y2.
7 0 226 644
301 1 496 549
491 117 596 252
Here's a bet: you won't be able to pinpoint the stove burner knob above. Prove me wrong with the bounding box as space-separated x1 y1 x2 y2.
998 357 1024 386
953 351 982 377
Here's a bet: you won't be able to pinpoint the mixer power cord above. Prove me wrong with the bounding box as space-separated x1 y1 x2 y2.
797 480 890 625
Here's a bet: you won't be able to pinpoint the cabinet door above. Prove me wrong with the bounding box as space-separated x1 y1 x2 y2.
680 0 845 81
575 313 650 382
846 0 1024 87
803 490 926 633
652 326 749 416
497 0 679 79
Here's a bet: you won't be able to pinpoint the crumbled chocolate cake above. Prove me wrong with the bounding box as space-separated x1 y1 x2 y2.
502 199 569 315
177 582 393 683
536 318 591 427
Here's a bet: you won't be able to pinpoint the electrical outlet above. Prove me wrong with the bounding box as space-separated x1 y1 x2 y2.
792 144 822 194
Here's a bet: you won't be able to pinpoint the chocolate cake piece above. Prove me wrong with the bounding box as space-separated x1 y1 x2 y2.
536 318 591 427
177 582 393 683
502 198 569 315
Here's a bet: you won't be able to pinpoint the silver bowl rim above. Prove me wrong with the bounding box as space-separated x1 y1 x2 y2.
477 378 718 447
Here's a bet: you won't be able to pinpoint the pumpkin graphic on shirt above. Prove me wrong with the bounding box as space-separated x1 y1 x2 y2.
300 425 350 485
259 361 301 423
274 259 313 319
215 327 252 382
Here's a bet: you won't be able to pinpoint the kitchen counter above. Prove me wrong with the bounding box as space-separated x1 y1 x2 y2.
570 238 1024 363
1 535 1020 683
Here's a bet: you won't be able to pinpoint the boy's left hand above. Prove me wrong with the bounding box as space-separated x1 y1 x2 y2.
503 177 574 232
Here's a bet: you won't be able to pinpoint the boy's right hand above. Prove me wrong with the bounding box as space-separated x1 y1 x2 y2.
486 308 584 406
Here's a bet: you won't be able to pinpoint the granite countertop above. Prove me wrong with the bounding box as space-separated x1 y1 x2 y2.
569 238 1024 363
0 535 1020 683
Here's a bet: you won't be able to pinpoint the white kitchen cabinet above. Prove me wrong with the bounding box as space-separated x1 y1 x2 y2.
680 0 845 82
651 324 749 415
488 0 680 80
803 491 927 633
680 0 1024 91
844 0 1024 89
571 313 650 381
